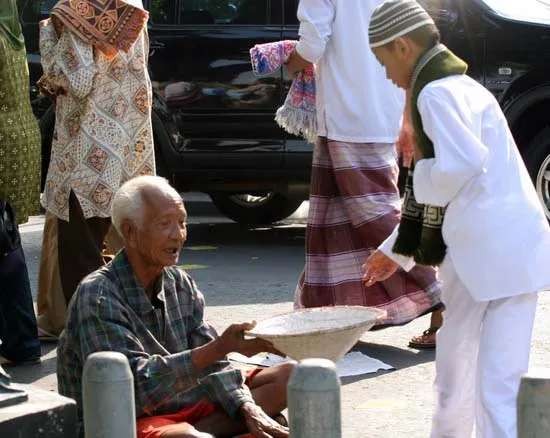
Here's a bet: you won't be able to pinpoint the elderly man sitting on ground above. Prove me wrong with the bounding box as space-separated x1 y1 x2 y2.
57 176 292 438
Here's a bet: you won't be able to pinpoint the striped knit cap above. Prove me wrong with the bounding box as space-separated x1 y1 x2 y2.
369 0 435 48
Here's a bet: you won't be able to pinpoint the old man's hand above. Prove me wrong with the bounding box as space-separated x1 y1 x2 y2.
362 250 399 287
241 402 289 438
220 322 282 357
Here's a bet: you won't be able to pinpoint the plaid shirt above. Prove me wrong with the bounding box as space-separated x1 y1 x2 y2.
57 251 253 422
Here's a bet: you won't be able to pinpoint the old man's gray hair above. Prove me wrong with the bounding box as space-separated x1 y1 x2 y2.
111 175 182 235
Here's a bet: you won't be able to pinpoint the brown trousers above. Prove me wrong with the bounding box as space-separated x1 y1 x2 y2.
37 213 66 335
37 193 121 335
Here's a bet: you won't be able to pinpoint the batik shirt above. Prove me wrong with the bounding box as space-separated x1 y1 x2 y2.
57 251 254 422
39 20 155 221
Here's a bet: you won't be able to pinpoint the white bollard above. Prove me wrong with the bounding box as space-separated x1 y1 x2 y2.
517 368 550 437
83 352 136 438
287 358 341 438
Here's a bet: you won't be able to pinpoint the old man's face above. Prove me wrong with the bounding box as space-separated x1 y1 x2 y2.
133 190 187 269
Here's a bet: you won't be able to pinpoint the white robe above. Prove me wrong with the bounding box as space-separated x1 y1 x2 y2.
382 74 550 300
379 74 550 438
296 0 404 143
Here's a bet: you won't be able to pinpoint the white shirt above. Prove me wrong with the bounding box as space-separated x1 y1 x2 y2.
380 75 550 301
296 0 404 143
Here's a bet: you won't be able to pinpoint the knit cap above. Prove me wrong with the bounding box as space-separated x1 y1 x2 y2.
369 0 435 48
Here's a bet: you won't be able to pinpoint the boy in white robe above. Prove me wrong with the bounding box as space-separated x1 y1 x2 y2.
362 1 550 437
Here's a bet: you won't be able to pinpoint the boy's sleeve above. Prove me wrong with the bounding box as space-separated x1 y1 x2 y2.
378 225 416 271
296 0 335 63
413 88 489 207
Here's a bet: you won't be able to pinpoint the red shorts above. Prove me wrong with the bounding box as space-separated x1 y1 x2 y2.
136 368 263 438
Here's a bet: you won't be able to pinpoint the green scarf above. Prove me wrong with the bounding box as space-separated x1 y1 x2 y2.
0 0 24 50
392 44 468 266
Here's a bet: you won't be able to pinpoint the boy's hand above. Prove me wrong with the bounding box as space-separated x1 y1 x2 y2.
362 250 399 287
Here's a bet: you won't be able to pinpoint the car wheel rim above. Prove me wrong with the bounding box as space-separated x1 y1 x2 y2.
229 193 274 208
536 154 550 220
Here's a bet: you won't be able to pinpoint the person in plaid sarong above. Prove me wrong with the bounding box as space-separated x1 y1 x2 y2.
286 0 441 328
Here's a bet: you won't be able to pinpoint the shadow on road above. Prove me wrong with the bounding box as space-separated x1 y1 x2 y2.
186 222 306 247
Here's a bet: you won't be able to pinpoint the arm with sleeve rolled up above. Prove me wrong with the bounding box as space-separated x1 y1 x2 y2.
184 275 255 418
287 0 335 75
413 89 489 207
185 277 287 434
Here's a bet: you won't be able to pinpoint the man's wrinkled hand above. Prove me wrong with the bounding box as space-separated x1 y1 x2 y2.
219 322 280 357
362 250 399 287
241 402 289 438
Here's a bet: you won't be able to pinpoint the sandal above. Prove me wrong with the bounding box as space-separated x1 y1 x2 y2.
408 327 438 349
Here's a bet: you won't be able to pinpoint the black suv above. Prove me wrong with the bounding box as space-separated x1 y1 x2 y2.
19 0 550 224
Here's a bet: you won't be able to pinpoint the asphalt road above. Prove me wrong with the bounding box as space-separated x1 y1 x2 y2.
10 193 550 437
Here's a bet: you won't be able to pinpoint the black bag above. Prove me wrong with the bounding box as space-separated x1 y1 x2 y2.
0 201 21 256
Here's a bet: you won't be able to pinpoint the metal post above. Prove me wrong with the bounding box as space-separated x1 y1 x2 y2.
83 352 136 438
288 358 341 438
517 368 550 437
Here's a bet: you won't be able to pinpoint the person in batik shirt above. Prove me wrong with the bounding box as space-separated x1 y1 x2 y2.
36 0 155 332
286 0 442 330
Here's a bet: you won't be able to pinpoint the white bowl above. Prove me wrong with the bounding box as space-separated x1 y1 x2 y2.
247 306 386 362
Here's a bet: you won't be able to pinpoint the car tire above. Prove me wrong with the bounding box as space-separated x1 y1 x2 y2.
525 126 550 221
38 105 55 191
209 192 303 226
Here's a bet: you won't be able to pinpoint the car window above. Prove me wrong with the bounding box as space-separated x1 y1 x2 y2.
179 0 277 25
148 0 177 24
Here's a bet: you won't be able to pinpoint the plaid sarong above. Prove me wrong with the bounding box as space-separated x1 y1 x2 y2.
295 138 441 328
250 40 317 143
